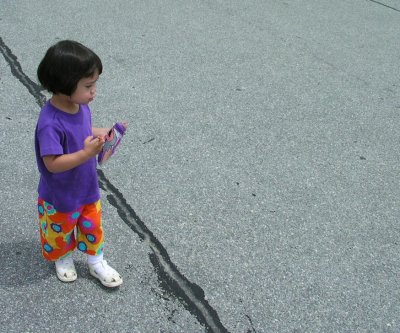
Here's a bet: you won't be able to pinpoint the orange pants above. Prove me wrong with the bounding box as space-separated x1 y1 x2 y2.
38 198 104 261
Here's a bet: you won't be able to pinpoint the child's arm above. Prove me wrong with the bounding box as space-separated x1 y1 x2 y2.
92 127 110 138
43 135 105 173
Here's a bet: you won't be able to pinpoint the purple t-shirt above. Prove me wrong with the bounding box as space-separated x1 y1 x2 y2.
35 101 100 212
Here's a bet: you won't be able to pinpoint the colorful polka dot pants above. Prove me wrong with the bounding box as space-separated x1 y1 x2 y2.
38 198 104 261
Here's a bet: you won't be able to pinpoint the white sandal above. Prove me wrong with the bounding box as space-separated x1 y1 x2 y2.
55 255 77 282
89 260 123 288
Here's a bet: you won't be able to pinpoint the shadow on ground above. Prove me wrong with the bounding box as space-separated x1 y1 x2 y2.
0 240 52 287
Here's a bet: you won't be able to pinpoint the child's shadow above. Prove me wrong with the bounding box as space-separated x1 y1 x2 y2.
0 240 52 287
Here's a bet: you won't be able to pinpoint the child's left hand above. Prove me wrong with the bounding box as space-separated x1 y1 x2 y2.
92 127 110 139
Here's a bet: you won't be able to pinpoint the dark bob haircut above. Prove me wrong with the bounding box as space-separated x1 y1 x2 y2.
37 40 102 96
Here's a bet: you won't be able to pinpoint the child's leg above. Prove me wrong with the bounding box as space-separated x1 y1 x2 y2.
76 200 122 287
37 198 80 282
75 200 104 256
87 253 104 265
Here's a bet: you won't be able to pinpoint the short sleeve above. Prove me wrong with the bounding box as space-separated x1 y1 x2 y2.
37 124 64 157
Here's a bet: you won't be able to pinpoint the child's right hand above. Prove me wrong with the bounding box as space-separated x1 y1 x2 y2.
83 135 105 157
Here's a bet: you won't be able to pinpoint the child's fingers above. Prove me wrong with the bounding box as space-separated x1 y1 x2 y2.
85 136 103 149
84 135 94 143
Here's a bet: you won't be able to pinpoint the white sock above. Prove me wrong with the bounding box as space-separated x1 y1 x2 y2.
87 253 104 266
56 253 73 264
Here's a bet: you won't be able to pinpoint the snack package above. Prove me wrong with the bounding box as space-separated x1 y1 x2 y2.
97 122 126 165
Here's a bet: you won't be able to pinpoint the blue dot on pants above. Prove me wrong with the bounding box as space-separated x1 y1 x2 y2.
71 212 80 219
82 221 92 229
78 242 87 252
51 224 62 233
86 234 96 243
43 243 53 252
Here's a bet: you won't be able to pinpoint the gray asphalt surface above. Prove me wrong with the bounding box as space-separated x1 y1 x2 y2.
1 1 400 332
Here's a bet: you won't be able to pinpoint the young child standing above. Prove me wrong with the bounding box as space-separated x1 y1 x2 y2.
35 40 123 287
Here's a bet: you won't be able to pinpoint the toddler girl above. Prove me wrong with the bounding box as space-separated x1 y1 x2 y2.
35 40 123 287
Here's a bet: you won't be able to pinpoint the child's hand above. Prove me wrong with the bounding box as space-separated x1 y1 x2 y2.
83 135 105 157
121 122 128 129
93 128 110 139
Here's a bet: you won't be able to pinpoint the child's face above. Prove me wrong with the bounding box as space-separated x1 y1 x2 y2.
70 71 100 105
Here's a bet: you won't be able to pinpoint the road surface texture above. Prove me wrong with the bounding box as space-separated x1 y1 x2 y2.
1 1 400 332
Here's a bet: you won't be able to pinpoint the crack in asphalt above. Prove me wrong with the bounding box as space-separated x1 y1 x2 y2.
366 0 400 12
0 38 46 107
0 36 229 333
98 170 229 333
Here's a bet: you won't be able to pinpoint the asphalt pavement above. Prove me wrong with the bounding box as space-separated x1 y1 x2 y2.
1 1 400 332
